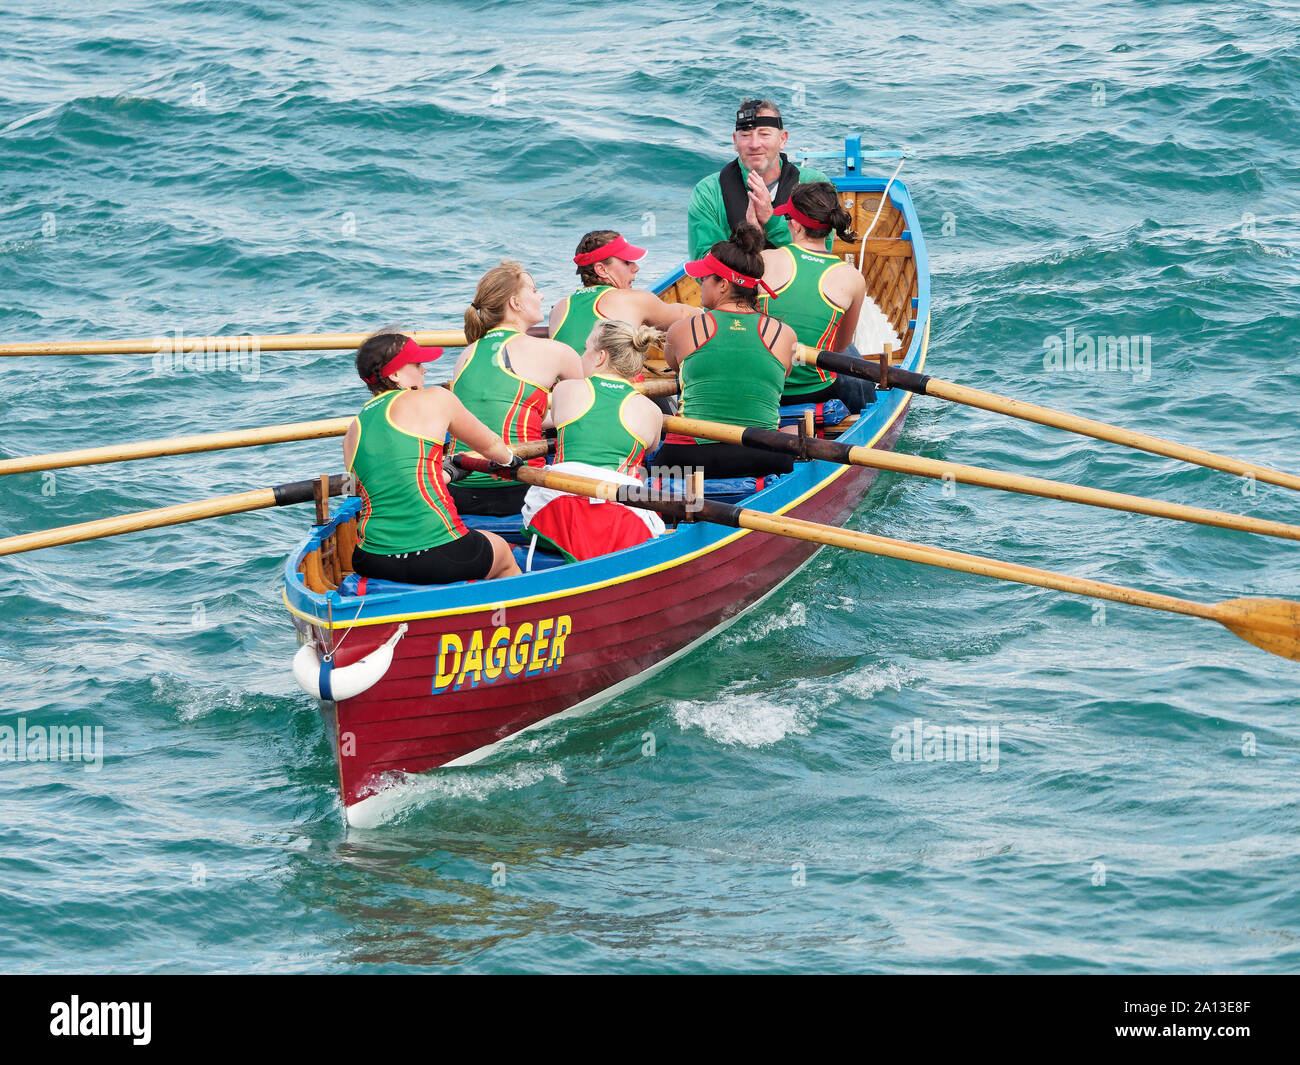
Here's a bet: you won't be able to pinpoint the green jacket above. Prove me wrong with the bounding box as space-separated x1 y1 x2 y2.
687 159 831 260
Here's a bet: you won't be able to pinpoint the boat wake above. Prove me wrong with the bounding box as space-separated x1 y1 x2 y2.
346 761 567 830
723 601 808 644
671 662 914 749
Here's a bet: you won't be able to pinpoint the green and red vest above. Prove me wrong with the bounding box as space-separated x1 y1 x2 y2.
554 374 652 474
550 286 613 355
347 390 467 555
670 310 787 444
448 328 550 489
758 245 845 396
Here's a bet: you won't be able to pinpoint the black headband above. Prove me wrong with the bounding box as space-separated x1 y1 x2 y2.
735 107 783 131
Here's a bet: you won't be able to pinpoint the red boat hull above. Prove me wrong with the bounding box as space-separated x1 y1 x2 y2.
315 402 911 812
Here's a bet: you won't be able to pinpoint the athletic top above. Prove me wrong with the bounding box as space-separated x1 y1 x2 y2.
347 390 468 555
550 286 612 355
758 245 845 396
554 374 652 474
673 310 787 444
448 328 549 490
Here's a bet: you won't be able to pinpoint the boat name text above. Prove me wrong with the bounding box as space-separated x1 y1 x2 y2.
434 615 573 692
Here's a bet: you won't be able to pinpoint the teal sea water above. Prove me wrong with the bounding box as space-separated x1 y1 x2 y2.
1 0 1298 973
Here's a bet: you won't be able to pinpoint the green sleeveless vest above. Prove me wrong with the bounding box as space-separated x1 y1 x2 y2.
448 328 550 490
678 310 786 442
550 286 612 355
554 374 651 473
347 390 467 555
758 245 845 396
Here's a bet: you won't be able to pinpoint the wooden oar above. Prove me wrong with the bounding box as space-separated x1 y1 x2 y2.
797 346 1300 492
0 475 346 557
662 414 1300 543
0 381 678 476
0 331 470 357
456 455 1300 662
0 418 353 476
0 431 559 555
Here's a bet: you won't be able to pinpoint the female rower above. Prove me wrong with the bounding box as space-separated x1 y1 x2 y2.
758 182 873 412
657 223 796 479
522 320 666 561
548 230 696 355
447 261 584 516
343 332 521 585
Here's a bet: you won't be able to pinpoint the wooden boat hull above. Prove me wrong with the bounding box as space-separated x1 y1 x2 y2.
283 145 930 824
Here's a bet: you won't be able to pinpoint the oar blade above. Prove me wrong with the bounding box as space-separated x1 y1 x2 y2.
1213 598 1300 662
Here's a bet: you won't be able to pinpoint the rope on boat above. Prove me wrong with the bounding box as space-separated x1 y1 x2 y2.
859 154 908 259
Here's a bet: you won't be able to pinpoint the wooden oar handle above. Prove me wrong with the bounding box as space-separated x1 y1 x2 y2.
794 344 931 395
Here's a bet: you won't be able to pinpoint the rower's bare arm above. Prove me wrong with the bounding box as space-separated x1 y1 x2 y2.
833 269 868 351
663 317 695 371
445 392 514 464
547 298 567 339
551 342 585 382
342 419 359 468
630 393 664 448
774 321 797 374
632 290 699 330
548 379 584 428
760 248 791 293
448 346 471 382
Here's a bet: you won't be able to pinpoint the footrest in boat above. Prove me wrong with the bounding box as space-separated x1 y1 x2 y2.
778 398 850 430
511 542 569 572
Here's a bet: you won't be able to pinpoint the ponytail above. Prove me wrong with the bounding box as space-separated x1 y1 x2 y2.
787 182 858 243
465 260 526 343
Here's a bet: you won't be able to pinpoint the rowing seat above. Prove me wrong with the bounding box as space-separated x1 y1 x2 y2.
335 546 571 597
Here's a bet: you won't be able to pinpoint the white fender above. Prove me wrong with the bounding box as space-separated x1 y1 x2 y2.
293 623 409 701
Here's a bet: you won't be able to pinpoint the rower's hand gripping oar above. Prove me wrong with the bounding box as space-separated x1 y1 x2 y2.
796 345 1300 493
456 455 1300 663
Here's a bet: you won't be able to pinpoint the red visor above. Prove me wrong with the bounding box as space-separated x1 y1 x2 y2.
683 252 779 299
367 336 444 385
774 200 826 232
573 234 647 267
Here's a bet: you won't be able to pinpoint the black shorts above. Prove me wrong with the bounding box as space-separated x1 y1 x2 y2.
782 375 876 413
650 441 795 480
353 531 495 585
449 481 529 517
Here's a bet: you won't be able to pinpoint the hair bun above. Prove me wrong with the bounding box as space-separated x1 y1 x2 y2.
630 324 666 355
730 222 766 257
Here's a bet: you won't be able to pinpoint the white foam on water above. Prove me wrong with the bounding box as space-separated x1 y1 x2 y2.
838 662 914 701
671 662 916 749
346 762 566 830
671 690 815 748
724 601 807 645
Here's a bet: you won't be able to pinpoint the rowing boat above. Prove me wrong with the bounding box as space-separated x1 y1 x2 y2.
282 137 931 826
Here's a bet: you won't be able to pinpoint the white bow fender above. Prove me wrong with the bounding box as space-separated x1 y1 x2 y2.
293 623 409 701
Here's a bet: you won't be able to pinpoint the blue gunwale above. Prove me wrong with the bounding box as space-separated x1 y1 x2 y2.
284 157 929 630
